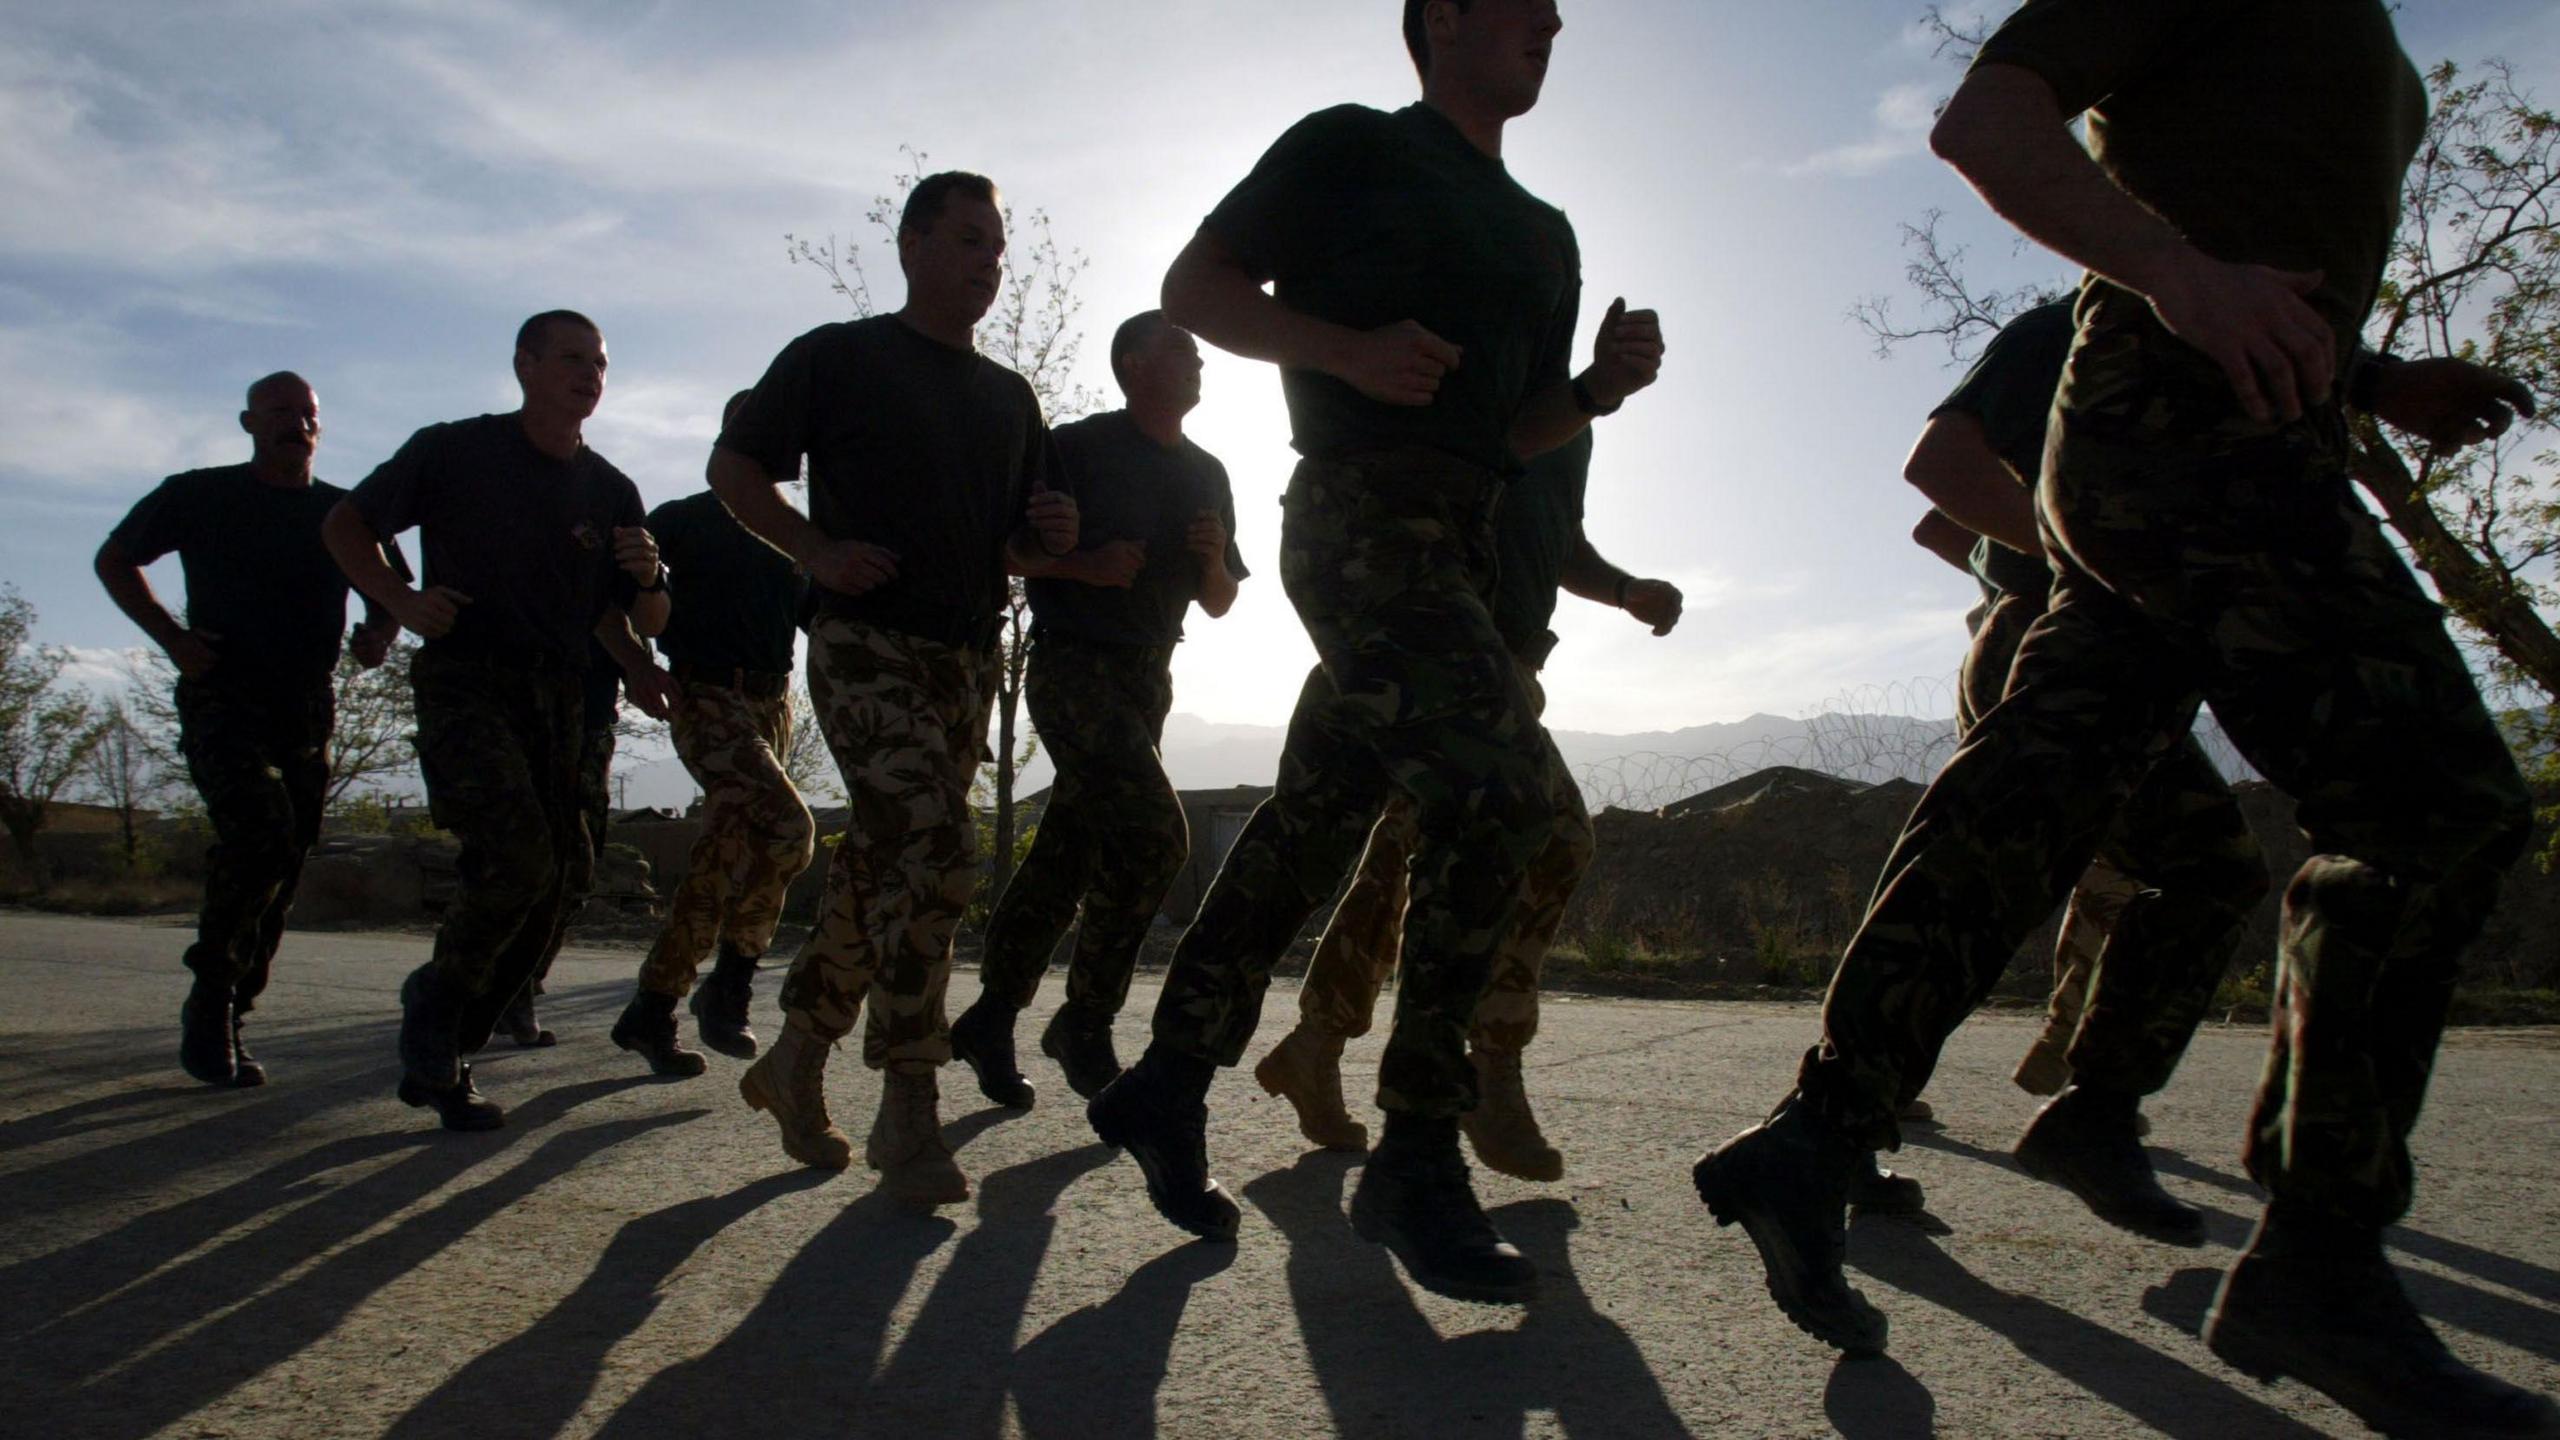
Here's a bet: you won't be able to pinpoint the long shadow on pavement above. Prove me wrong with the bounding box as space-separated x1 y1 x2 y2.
1011 1241 1236 1439
1847 1221 2330 1438
1822 1355 1937 1440
6 1077 668 1440
859 1139 1124 1437
1243 1152 1695 1440
380 1167 834 1440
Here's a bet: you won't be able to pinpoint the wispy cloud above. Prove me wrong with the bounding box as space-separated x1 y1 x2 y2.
1777 82 1940 179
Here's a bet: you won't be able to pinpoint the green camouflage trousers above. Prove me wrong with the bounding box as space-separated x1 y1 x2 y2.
780 615 997 1071
526 725 615 997
1151 450 1555 1118
639 683 815 995
176 678 333 1008
1804 308 2532 1227
410 650 586 1055
1296 658 1590 1055
1940 583 2268 1099
978 634 1187 1016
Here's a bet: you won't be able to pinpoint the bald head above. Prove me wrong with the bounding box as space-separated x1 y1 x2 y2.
239 371 320 479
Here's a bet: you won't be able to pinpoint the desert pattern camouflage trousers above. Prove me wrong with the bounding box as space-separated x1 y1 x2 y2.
979 635 1186 1016
638 683 815 995
1802 304 2532 1226
177 678 333 1008
410 650 585 1056
1951 583 2268 1099
780 615 996 1071
1296 659 1590 1055
1152 450 1555 1118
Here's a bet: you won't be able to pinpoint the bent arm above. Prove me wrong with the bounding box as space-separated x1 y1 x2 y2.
94 539 188 650
323 501 418 613
1901 412 2042 555
1912 510 1981 573
707 446 828 565
1162 230 1355 375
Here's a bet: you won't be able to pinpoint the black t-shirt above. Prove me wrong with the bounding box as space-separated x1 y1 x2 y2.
1975 0 2424 373
717 315 1056 641
1202 103 1581 476
1930 301 2076 600
108 464 370 690
1027 411 1247 648
349 413 644 663
583 639 622 731
1491 430 1592 656
648 490 806 674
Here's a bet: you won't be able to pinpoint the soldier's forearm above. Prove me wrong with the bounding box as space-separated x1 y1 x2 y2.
1559 532 1630 606
322 501 419 612
1511 384 1592 462
707 446 826 567
94 542 185 647
1196 561 1239 618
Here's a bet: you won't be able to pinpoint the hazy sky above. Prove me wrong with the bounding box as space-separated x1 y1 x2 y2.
9 0 2558 748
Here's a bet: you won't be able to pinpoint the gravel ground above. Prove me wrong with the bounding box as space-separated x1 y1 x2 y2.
3 910 2556 1439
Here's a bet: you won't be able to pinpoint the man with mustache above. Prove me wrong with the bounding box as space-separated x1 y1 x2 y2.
96 371 402 1087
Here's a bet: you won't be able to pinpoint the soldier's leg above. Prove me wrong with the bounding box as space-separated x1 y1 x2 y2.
400 659 564 1128
235 686 333 1016
640 687 756 998
1296 798 1417 1041
1059 651 1190 1019
1257 794 1413 1151
173 683 302 1085
1463 700 1590 1181
976 640 1104 1013
463 684 585 1058
2014 856 2139 1096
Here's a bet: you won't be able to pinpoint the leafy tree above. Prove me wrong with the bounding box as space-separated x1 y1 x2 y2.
787 146 1095 898
83 698 172 870
782 682 846 809
124 635 422 814
0 588 108 891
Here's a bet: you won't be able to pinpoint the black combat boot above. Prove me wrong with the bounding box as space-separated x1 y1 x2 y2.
398 1062 505 1132
690 945 760 1058
1039 1001 1124 1099
2207 1206 2560 1437
1849 1153 1924 1216
179 973 236 1087
612 989 708 1077
1692 1094 1889 1355
2014 1084 2203 1245
399 963 504 1130
1087 1044 1239 1241
950 995 1036 1109
1350 1113 1537 1304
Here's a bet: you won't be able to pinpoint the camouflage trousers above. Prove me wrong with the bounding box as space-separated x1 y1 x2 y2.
1803 314 2532 1227
410 650 586 1055
1152 450 1556 1118
1296 658 1591 1056
638 682 814 996
525 725 615 998
1946 584 2268 1098
978 634 1187 1016
781 615 997 1071
176 678 333 1008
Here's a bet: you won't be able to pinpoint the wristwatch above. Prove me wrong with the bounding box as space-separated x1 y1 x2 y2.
1572 375 1621 418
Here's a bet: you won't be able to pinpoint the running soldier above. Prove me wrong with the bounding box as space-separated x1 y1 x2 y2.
709 172 1079 1208
1088 0 1663 1305
1900 298 2271 1241
95 372 402 1087
1693 9 2558 1435
1251 430 1679 1183
325 310 669 1131
613 389 815 1076
949 311 1245 1107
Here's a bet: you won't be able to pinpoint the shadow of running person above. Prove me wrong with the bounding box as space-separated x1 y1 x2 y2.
589 1190 957 1440
1009 1243 1237 1440
378 1168 834 1440
33 1089 692 1440
855 1141 1124 1438
1241 1153 1695 1440
1846 1220 2331 1439
1822 1353 1937 1440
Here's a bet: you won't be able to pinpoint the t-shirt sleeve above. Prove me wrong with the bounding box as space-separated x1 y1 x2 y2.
1971 0 2227 114
1208 459 1249 581
1531 225 1584 398
717 331 823 482
348 425 442 539
1930 302 2077 481
606 471 646 610
106 477 196 565
1200 105 1379 282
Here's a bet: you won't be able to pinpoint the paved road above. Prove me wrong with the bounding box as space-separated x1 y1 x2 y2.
4 911 2556 1439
